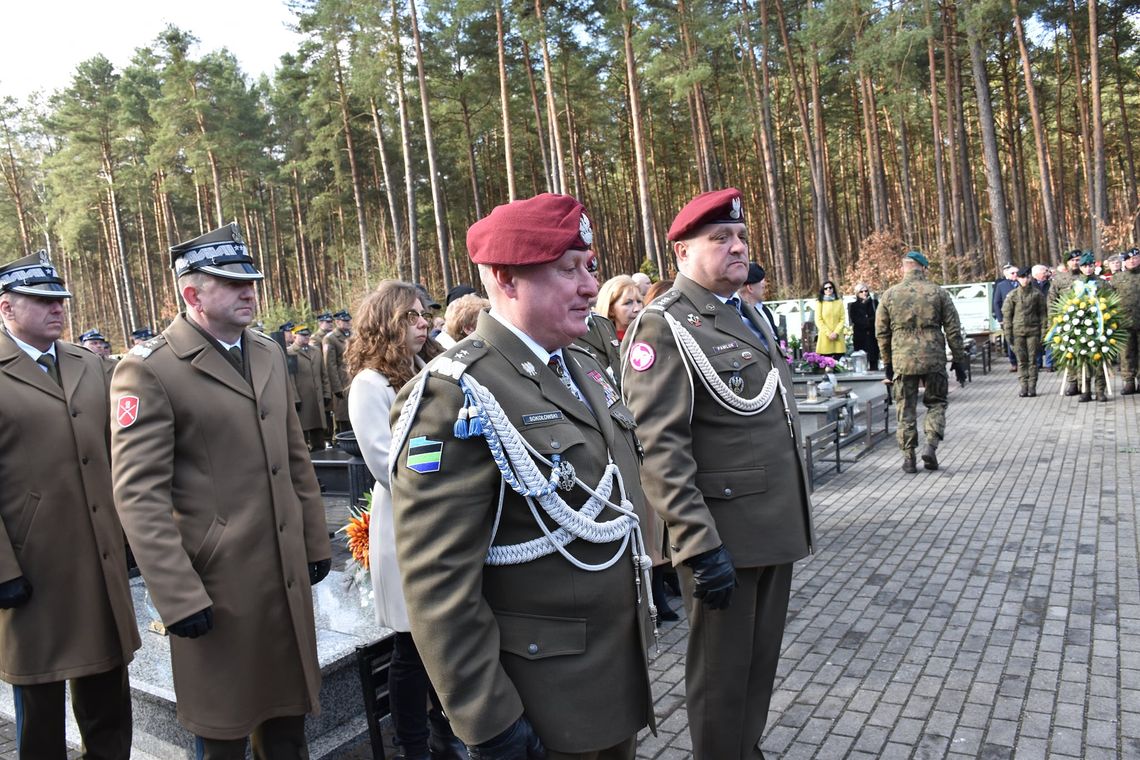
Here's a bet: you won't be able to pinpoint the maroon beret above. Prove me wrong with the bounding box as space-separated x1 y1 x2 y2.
667 187 745 242
467 193 594 266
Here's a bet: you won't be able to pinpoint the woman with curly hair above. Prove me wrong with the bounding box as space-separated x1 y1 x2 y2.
814 279 847 360
346 281 463 760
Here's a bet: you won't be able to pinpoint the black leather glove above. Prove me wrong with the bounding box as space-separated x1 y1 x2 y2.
953 361 968 386
0 576 33 609
309 559 332 585
685 545 738 610
883 363 893 383
167 607 214 638
468 715 546 760
335 391 344 399
295 401 302 411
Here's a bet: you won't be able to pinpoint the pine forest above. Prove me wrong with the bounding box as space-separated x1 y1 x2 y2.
2 0 1138 344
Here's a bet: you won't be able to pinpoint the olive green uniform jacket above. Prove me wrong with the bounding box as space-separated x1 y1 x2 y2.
575 313 622 390
876 269 967 375
620 274 814 567
288 342 330 431
388 312 653 753
0 335 140 685
110 314 330 739
1001 283 1049 340
323 329 350 422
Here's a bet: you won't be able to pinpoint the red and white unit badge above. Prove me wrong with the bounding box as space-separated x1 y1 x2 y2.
116 395 140 428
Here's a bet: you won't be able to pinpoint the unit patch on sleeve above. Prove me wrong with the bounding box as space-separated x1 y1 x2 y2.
406 436 444 473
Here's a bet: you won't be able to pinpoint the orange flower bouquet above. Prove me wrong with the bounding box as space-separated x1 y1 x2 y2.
337 490 373 606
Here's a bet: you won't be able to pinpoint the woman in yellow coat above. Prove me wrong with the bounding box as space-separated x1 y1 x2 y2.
814 280 847 359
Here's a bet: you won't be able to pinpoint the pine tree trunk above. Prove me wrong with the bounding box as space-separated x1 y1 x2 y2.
0 119 32 256
926 0 950 257
520 38 552 193
370 96 406 278
390 0 419 283
1111 35 1139 233
409 0 452 291
966 20 1012 272
332 46 371 282
534 0 565 195
496 0 517 201
619 0 660 275
1088 0 1107 256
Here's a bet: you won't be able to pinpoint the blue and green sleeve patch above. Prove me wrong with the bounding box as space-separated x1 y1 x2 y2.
406 436 444 473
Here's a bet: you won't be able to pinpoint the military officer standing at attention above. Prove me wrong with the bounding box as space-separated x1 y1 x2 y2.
876 251 969 473
1116 248 1140 395
324 310 352 433
621 188 814 760
1002 267 1049 398
388 194 654 760
289 324 331 451
110 223 332 760
0 251 140 760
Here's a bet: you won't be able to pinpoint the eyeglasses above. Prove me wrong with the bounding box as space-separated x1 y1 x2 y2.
858 290 869 294
404 310 433 322
823 285 834 291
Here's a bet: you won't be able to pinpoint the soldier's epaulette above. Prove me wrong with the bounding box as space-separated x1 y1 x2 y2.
646 288 682 312
428 338 489 381
128 335 166 359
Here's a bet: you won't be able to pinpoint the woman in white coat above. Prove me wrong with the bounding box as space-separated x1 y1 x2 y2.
347 281 464 760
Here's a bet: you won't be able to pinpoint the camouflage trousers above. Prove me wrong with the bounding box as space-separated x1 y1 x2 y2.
1012 334 1042 391
1122 328 1139 382
894 371 948 453
1065 363 1108 395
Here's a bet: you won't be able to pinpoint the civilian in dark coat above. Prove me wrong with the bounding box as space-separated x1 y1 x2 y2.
847 283 880 369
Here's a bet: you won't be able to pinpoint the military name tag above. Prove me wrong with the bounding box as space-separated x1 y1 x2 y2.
522 411 564 425
712 341 739 354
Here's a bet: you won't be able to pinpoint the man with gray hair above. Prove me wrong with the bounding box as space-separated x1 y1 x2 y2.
630 271 651 297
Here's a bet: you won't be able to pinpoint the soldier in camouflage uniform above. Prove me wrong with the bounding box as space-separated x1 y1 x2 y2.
1050 251 1082 307
1117 248 1140 395
1002 268 1049 397
876 251 968 473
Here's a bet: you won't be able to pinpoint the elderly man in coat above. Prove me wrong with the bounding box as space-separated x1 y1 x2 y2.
0 251 140 759
111 223 331 760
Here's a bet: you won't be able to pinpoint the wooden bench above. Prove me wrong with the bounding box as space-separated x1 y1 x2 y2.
803 420 841 489
356 635 397 759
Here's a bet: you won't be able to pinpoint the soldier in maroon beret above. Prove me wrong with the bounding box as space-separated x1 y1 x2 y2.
388 193 655 759
623 187 815 759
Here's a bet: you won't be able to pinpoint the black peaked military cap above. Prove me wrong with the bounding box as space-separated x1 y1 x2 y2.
171 222 264 281
0 250 72 298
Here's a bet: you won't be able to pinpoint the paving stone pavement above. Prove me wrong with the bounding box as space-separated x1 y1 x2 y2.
4 365 1137 759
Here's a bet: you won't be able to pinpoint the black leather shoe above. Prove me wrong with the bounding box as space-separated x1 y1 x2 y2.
902 452 917 473
1096 392 1109 403
1065 383 1079 397
1122 380 1136 395
1018 390 1028 397
921 444 939 471
1079 392 1092 403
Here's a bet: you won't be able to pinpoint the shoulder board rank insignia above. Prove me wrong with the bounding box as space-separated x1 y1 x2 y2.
430 356 468 380
129 344 152 358
687 313 702 327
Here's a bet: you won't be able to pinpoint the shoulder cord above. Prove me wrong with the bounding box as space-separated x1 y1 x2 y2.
390 368 659 636
661 311 795 437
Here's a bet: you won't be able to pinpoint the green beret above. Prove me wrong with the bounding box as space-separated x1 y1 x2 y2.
1079 252 1096 266
905 250 929 268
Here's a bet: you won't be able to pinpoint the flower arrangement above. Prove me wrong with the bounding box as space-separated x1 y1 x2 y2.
338 490 373 607
1045 280 1131 378
802 351 839 371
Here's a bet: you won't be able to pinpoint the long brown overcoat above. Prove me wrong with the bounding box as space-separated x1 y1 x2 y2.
110 314 331 739
323 329 350 422
388 313 653 753
289 342 329 430
0 334 140 685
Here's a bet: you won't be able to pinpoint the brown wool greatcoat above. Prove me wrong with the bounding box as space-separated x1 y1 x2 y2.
110 314 331 739
289 342 330 431
0 334 140 685
388 312 653 753
323 329 350 422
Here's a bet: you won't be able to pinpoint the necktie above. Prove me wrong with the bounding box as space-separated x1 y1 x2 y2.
726 297 769 349
227 346 244 374
37 353 61 387
548 356 584 402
